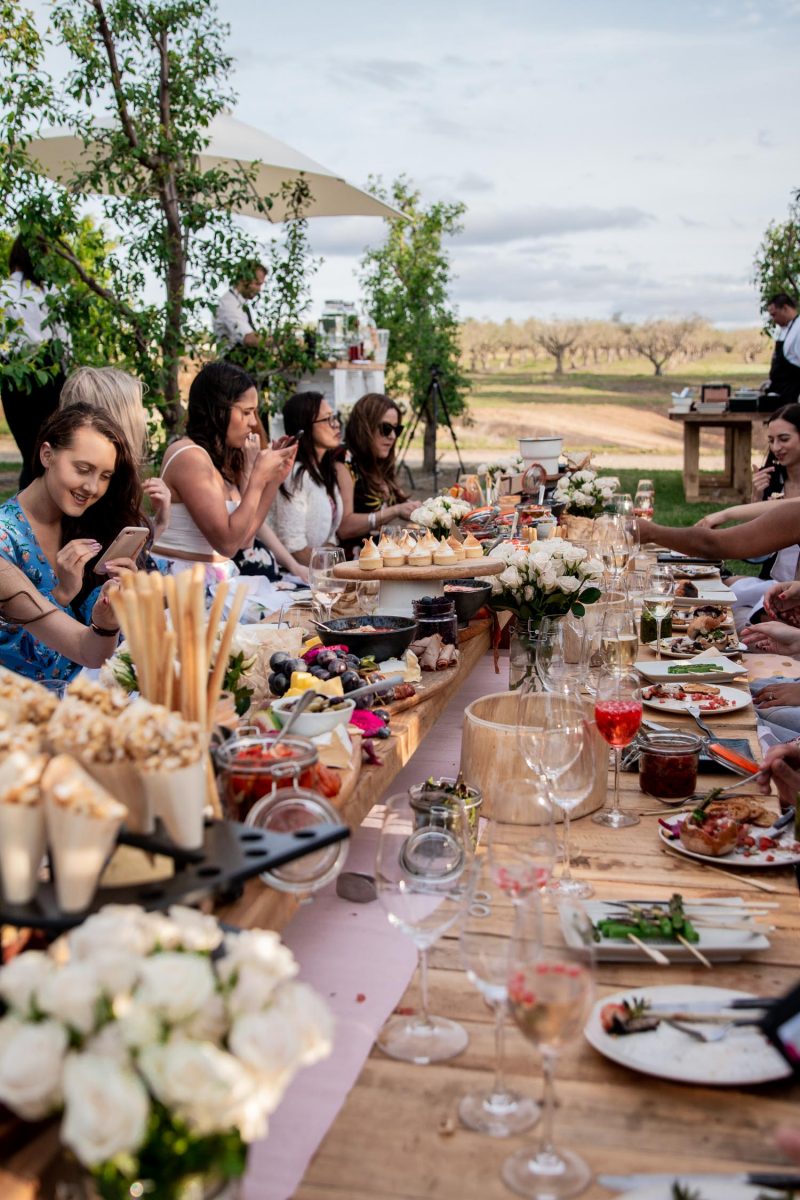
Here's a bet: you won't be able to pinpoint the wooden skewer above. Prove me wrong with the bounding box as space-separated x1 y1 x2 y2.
677 934 712 968
659 845 779 893
627 933 670 965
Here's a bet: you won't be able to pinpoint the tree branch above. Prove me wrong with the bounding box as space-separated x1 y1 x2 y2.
49 236 149 355
89 0 156 170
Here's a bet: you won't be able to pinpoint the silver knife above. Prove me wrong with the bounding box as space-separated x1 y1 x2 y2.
598 1171 800 1191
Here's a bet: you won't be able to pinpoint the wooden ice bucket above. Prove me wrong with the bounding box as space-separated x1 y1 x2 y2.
459 691 606 822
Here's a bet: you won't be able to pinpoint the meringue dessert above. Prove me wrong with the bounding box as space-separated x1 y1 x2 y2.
358 538 383 570
407 540 432 567
446 533 465 561
462 533 484 560
382 541 406 567
433 539 457 566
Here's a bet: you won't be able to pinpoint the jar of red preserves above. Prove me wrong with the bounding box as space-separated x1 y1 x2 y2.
214 731 319 822
638 731 702 801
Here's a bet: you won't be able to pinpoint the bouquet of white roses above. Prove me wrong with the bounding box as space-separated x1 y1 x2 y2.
552 469 620 519
0 905 332 1200
488 539 603 628
410 495 472 540
476 455 526 483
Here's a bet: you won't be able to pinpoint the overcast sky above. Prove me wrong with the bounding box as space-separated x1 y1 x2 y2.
221 0 798 326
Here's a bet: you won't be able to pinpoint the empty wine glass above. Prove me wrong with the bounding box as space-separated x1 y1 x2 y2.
607 492 634 517
642 565 675 660
597 517 633 585
592 668 642 829
487 776 557 903
309 546 345 624
457 855 540 1137
502 894 596 1199
535 617 584 695
375 790 473 1063
548 722 596 899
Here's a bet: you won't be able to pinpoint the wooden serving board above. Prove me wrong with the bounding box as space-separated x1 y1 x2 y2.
332 558 502 582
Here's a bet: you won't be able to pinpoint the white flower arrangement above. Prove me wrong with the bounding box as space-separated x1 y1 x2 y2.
410 495 473 539
0 906 332 1197
552 469 620 519
488 538 604 627
476 455 526 482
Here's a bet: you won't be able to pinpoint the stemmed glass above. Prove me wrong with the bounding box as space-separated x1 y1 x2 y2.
578 593 626 697
642 565 675 660
592 668 642 829
308 547 345 624
535 617 584 695
597 517 633 586
457 855 540 1137
548 724 595 899
634 479 655 519
607 492 634 517
599 601 639 671
487 775 557 903
375 790 473 1063
502 894 596 1199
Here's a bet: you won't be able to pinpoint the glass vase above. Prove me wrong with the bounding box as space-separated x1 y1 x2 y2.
508 618 541 692
66 1172 242 1200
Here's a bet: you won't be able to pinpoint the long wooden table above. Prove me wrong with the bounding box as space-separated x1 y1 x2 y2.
293 645 800 1200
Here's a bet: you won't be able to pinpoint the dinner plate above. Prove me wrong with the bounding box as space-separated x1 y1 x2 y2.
612 1184 773 1200
642 683 751 715
658 813 800 869
584 985 791 1086
635 656 743 683
670 565 722 580
650 638 745 659
673 584 736 607
562 899 770 963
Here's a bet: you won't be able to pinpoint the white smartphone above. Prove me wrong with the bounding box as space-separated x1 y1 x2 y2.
94 526 150 573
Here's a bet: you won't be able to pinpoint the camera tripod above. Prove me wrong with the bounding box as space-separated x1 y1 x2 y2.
397 365 465 494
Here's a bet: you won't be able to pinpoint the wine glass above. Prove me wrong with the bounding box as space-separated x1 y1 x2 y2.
309 547 345 624
548 722 596 899
457 855 540 1137
599 601 639 671
579 593 626 697
487 776 557 903
502 894 595 1199
607 492 634 517
642 565 675 660
634 479 655 519
592 668 642 829
597 517 633 585
375 790 473 1063
535 617 584 695
356 578 380 616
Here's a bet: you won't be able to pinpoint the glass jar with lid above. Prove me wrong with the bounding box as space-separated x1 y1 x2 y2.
214 730 318 822
638 731 702 801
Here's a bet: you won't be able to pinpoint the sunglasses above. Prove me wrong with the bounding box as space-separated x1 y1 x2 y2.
313 414 342 428
378 421 403 439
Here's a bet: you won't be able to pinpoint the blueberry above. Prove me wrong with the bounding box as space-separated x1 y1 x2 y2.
373 725 391 739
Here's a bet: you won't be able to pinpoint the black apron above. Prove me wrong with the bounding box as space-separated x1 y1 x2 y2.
768 318 800 405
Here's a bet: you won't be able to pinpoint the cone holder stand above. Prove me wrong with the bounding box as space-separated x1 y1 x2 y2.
0 816 350 934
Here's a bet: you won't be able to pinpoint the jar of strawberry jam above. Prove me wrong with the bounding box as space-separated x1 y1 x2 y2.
638 731 702 801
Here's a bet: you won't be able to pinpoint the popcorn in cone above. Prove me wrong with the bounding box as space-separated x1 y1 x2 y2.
81 760 153 835
0 752 47 904
42 756 126 913
141 758 206 850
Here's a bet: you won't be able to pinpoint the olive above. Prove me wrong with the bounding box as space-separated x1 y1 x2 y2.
268 671 289 696
309 666 329 680
269 651 292 671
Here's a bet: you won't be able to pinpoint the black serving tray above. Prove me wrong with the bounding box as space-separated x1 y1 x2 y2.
0 816 350 933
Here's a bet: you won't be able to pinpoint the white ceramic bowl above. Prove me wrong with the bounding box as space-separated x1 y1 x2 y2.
269 695 356 738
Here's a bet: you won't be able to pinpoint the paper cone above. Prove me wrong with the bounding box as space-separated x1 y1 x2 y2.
44 800 124 913
142 758 206 850
81 760 153 834
0 803 46 904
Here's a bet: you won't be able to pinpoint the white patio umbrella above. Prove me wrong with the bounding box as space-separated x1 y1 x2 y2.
29 111 400 221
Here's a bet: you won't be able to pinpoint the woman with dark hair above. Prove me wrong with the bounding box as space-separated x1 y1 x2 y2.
152 360 296 580
0 233 71 487
335 393 417 556
268 391 343 566
0 403 142 681
693 404 800 627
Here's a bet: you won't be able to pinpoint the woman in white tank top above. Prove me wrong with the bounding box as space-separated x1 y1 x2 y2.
152 362 296 581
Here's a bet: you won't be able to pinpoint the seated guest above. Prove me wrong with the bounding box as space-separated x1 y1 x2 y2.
268 391 343 567
335 393 417 557
0 404 141 681
695 405 800 628
0 559 121 669
741 580 800 741
152 361 295 581
60 365 171 543
637 497 800 569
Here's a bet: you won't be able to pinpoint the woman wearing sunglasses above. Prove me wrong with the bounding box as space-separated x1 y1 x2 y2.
336 392 417 557
268 391 344 567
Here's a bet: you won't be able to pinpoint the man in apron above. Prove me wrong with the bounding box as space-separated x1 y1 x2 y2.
765 292 800 407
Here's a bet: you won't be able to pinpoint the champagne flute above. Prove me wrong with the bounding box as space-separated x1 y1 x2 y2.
642 565 675 660
457 855 540 1137
548 723 596 899
599 602 639 670
502 894 595 1199
309 546 345 624
592 668 642 829
598 518 632 585
375 790 473 1063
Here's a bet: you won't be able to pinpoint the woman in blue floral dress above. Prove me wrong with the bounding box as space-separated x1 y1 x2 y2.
0 404 145 681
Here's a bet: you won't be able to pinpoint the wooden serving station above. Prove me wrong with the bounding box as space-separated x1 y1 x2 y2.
332 557 503 616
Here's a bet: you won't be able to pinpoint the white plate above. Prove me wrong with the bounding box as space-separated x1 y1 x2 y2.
650 638 745 659
616 1184 774 1200
636 656 743 683
659 813 800 869
673 584 736 607
563 899 769 962
670 565 722 579
584 985 791 1086
642 683 751 715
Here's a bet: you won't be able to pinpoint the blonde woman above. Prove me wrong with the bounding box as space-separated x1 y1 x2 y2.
59 366 171 541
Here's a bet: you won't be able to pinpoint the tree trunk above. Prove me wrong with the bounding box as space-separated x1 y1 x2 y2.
653 362 663 376
423 414 437 474
553 350 564 375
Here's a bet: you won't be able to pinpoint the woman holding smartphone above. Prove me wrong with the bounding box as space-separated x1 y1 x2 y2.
152 361 296 582
0 404 142 681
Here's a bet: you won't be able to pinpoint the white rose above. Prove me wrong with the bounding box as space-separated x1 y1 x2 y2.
218 931 297 993
0 951 54 1017
476 462 488 476
499 565 522 591
555 575 581 594
0 1018 67 1119
271 982 334 1067
136 952 216 1023
68 905 159 961
84 1022 130 1065
113 996 163 1050
167 906 223 953
38 962 102 1036
229 1010 302 1090
523 585 534 602
540 567 559 592
62 1053 149 1167
182 990 229 1042
226 960 289 1017
140 1037 266 1140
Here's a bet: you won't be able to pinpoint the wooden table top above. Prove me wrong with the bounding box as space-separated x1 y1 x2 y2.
668 409 763 425
293 633 800 1200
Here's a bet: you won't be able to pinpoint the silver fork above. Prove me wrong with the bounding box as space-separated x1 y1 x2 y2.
665 1018 733 1043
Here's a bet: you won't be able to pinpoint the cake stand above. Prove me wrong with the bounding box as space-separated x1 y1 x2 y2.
333 557 503 616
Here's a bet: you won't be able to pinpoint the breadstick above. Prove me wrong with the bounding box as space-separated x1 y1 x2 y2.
205 583 246 727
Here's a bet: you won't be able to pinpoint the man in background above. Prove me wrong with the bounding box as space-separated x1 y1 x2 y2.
213 260 268 356
764 292 800 406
